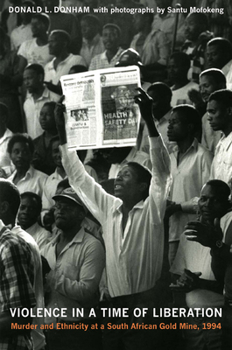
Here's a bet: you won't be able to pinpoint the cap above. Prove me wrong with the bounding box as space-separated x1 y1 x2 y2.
53 187 88 214
115 48 143 67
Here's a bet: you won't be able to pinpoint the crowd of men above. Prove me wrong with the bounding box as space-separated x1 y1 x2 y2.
0 0 232 349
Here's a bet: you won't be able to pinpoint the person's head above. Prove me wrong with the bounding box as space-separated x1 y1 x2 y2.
147 82 172 115
199 180 231 223
115 48 143 68
0 103 8 135
184 13 208 42
23 64 44 93
207 89 232 133
7 133 34 171
20 0 35 23
18 192 42 229
199 68 226 103
0 179 21 225
102 24 121 52
39 102 56 132
42 0 60 12
31 13 50 37
168 52 191 84
53 187 86 230
133 11 153 33
168 105 201 142
81 15 101 41
206 38 232 69
69 65 88 74
48 30 71 56
51 136 62 168
114 162 151 202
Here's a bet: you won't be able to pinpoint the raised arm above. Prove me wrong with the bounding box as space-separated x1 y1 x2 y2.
54 99 118 225
135 88 171 222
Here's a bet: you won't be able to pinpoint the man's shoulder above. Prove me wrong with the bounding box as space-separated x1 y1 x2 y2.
0 228 31 255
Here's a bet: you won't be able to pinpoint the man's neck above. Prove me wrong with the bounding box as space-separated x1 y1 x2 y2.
222 126 232 137
177 137 194 155
31 85 45 101
56 166 66 178
60 224 82 243
55 52 69 65
36 34 48 46
106 48 118 62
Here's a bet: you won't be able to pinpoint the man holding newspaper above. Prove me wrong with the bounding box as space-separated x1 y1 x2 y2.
54 88 171 350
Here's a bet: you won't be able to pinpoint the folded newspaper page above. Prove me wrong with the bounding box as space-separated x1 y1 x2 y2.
60 66 141 150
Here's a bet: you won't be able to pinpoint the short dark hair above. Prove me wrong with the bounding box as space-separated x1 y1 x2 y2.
42 101 56 111
69 65 88 74
172 104 201 133
31 13 50 31
200 68 226 86
0 179 21 218
21 191 42 213
207 37 232 60
169 52 191 70
7 133 34 155
208 89 232 108
147 82 172 103
205 180 231 201
50 30 71 44
81 14 101 29
25 63 44 77
127 162 152 200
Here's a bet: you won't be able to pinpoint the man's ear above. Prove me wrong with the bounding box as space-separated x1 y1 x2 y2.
138 182 148 194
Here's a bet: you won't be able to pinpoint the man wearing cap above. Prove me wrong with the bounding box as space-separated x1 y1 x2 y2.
89 23 123 71
41 187 105 350
44 30 86 88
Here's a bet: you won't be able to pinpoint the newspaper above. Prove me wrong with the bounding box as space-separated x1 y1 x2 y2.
60 66 141 150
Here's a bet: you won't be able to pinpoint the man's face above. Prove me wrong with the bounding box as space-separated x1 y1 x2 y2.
81 19 95 40
167 112 188 141
54 198 82 230
23 69 42 93
10 142 32 170
207 99 230 132
114 165 140 200
48 34 64 56
18 196 40 230
206 45 223 69
102 28 119 51
133 14 143 32
39 105 55 131
31 18 46 37
147 89 162 114
51 140 62 168
198 184 228 223
199 75 220 103
184 16 203 42
167 58 187 83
